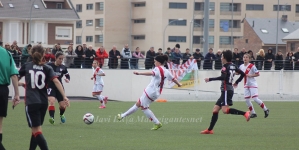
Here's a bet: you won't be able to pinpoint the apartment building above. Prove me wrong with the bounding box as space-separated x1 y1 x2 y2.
72 0 299 53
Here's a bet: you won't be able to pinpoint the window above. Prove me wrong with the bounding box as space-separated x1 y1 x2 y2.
87 4 93 10
86 36 93 42
291 43 295 51
246 4 264 10
76 36 82 44
133 35 145 40
98 18 104 27
169 19 187 26
56 3 62 9
220 36 231 45
194 2 215 11
76 20 82 28
55 27 72 40
273 5 291 11
34 4 39 9
281 28 289 33
220 3 238 11
296 4 299 13
168 36 186 42
96 35 103 43
134 19 145 23
193 36 214 44
169 2 187 9
261 29 268 33
96 2 104 11
86 20 93 26
220 20 240 28
194 19 214 28
9 3 14 8
134 3 146 7
208 36 214 44
76 4 82 12
245 39 248 43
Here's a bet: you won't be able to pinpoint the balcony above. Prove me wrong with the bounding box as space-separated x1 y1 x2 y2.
194 27 214 32
220 10 241 15
219 28 241 32
95 2 104 14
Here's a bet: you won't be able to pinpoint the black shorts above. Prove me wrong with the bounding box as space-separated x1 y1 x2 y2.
25 104 48 128
0 86 9 117
47 86 63 102
215 91 234 107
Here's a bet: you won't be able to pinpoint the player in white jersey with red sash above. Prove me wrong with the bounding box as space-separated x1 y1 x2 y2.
91 60 108 108
117 55 181 130
238 53 269 118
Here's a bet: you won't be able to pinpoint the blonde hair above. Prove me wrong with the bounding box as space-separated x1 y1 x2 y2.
257 49 265 57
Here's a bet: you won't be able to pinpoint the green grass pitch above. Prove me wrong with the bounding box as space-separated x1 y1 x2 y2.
2 101 299 150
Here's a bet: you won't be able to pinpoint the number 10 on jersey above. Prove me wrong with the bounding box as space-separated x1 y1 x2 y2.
29 70 46 89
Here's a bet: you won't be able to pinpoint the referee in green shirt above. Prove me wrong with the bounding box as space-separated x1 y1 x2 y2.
0 45 20 150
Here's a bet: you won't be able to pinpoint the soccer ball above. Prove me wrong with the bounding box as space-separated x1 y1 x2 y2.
83 113 94 125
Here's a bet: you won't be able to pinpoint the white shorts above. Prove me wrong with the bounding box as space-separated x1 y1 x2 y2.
244 88 258 99
92 84 103 95
138 92 156 109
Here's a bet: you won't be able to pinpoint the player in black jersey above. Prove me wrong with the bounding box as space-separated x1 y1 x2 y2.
47 52 70 124
16 45 69 150
200 50 250 134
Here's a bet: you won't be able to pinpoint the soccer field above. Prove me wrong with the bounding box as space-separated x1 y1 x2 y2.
2 101 298 150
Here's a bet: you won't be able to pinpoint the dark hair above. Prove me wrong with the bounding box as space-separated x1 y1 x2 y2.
28 44 32 48
158 48 162 50
155 55 168 64
55 52 64 59
175 44 180 49
222 50 233 62
167 47 171 50
31 45 45 65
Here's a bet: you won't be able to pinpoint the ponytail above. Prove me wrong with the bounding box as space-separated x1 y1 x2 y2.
31 45 45 65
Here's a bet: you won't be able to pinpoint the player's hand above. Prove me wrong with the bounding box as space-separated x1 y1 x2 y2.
233 83 238 89
63 97 70 107
246 74 251 77
204 78 210 83
133 71 139 75
177 83 182 87
91 77 94 80
64 79 70 83
12 96 20 109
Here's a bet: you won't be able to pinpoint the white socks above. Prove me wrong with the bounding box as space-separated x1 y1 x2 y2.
253 97 267 111
96 95 105 106
121 105 138 118
142 109 160 124
245 98 256 114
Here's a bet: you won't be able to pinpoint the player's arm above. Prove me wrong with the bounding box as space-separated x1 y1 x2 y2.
206 72 226 82
133 71 153 76
247 66 260 77
234 69 245 85
64 67 70 81
96 70 105 76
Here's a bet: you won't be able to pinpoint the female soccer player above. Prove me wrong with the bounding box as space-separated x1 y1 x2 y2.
16 45 69 150
47 52 70 124
117 55 182 130
201 50 250 134
238 53 269 118
91 60 108 108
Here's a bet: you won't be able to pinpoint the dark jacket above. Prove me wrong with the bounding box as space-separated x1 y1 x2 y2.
52 48 63 55
172 52 182 65
108 50 121 68
274 54 283 70
74 48 85 68
203 53 216 69
145 50 156 69
284 55 294 70
233 52 241 66
214 53 222 70
182 53 192 64
84 49 96 68
264 50 275 70
256 54 265 70
294 52 299 70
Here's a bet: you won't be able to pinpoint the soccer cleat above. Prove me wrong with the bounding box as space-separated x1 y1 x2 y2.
250 114 257 118
117 114 123 121
104 97 108 104
264 109 269 118
151 123 162 130
244 111 251 122
200 129 214 134
49 117 55 125
99 106 106 109
60 115 66 123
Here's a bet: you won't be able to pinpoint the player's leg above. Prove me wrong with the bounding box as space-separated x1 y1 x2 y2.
0 86 8 150
118 99 141 120
57 92 66 123
221 91 250 121
98 85 108 107
92 85 105 108
26 104 49 150
47 87 56 124
0 117 4 150
200 104 220 134
244 88 257 118
251 88 269 118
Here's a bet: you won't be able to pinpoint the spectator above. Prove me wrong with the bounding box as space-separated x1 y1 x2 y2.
95 46 109 68
21 44 32 65
256 49 265 70
144 47 155 69
164 47 172 69
285 52 294 70
52 43 63 55
5 43 16 55
214 50 222 70
10 40 22 54
294 47 299 70
108 45 121 69
44 48 55 62
172 47 182 65
84 45 96 68
65 45 77 68
131 47 144 69
7 43 21 67
203 48 216 69
82 43 88 52
171 43 181 53
193 48 204 69
264 48 275 70
120 44 132 69
247 50 255 64
156 48 163 56
233 48 241 66
74 45 85 68
182 48 193 64
274 50 283 70
239 48 247 65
